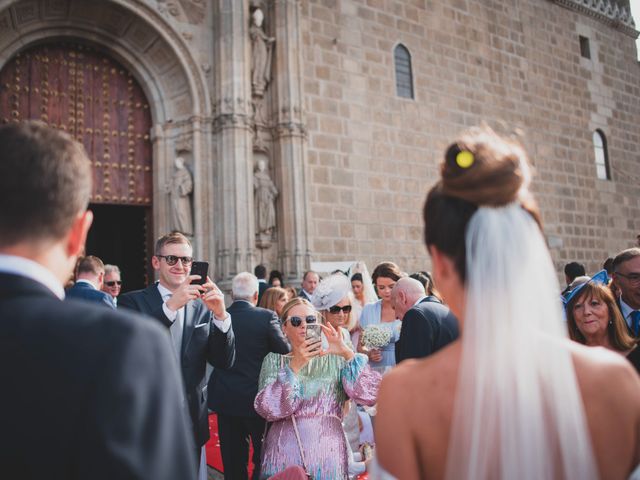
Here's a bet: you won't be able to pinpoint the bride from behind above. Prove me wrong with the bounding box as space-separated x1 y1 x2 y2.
375 126 640 480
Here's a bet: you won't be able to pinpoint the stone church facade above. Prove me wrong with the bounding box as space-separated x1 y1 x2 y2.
0 0 637 289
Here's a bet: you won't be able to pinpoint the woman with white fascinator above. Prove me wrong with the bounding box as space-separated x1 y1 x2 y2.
374 126 640 480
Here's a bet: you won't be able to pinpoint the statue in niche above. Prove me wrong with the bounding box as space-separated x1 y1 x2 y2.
254 155 278 244
167 156 194 236
250 8 275 98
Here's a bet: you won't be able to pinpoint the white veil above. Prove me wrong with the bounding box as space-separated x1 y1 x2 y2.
350 261 377 305
445 204 598 479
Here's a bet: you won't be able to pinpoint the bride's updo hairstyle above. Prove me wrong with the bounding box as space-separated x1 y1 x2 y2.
423 126 541 282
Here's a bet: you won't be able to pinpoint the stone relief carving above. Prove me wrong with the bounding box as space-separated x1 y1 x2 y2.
250 8 275 98
167 156 194 236
552 0 637 36
157 0 206 25
254 153 278 248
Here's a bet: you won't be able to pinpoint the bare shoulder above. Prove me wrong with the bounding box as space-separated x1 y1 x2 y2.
376 342 460 480
570 341 640 401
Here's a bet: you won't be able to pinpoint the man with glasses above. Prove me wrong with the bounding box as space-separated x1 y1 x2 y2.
66 255 116 309
102 264 122 306
612 247 640 338
119 232 236 479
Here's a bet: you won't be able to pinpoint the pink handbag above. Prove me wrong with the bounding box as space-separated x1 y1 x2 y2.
268 465 309 480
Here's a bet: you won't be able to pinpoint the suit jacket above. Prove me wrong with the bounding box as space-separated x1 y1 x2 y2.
65 281 115 309
208 300 289 417
616 298 638 338
257 281 268 305
118 283 235 447
0 272 196 480
395 296 459 363
298 289 311 302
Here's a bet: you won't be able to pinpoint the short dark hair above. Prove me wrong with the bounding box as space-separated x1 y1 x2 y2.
0 122 91 247
268 269 284 285
564 262 586 281
155 232 191 255
351 273 363 283
303 270 318 281
254 264 267 279
76 256 105 276
613 248 640 272
371 262 403 284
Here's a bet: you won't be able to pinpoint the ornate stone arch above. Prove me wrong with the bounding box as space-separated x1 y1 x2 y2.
0 0 215 259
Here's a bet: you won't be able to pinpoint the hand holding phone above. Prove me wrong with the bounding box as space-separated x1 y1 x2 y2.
305 323 322 352
189 261 209 286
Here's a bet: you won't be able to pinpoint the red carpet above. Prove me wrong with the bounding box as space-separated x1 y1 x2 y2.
206 413 367 479
206 413 255 476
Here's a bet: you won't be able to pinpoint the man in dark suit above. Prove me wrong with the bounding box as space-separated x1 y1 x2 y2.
298 270 319 301
208 272 290 480
119 232 235 479
612 248 640 337
0 122 195 479
66 255 115 308
254 264 268 305
392 277 459 363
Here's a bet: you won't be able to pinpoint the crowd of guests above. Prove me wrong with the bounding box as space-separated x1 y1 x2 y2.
3 121 640 480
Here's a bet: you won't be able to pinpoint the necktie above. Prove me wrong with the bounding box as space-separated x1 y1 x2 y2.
631 311 640 337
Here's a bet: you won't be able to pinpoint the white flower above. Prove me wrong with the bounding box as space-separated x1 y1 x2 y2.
361 324 392 349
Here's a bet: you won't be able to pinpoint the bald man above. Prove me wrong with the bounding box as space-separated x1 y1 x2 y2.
392 277 459 363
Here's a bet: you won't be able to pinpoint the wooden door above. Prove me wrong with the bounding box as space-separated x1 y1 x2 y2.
0 42 153 206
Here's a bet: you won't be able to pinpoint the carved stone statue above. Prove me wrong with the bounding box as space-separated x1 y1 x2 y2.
254 156 278 243
250 8 275 97
167 156 194 236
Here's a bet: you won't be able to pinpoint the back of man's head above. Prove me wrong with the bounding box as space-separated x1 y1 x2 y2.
0 122 91 248
564 262 585 282
393 277 426 304
232 272 259 303
76 256 105 279
254 264 267 279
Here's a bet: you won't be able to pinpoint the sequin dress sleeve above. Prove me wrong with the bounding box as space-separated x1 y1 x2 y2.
254 353 302 422
341 353 381 406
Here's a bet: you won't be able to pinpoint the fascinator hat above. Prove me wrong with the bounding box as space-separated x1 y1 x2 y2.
562 269 609 308
311 273 351 311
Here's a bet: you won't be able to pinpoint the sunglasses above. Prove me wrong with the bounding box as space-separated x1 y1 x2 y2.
105 281 122 287
328 305 352 314
286 315 317 327
156 255 194 266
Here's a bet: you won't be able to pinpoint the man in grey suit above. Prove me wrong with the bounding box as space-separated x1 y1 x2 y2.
119 232 235 479
208 272 290 480
0 121 195 479
66 255 115 308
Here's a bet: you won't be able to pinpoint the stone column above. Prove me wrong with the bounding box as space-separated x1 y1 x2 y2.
271 0 312 284
212 0 256 283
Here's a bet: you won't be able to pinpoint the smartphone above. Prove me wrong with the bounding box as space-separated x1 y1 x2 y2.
305 324 322 351
190 261 209 285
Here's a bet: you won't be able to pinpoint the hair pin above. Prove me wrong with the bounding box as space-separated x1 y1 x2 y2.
456 150 474 168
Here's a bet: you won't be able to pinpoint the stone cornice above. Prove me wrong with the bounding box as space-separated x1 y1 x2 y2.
551 0 639 38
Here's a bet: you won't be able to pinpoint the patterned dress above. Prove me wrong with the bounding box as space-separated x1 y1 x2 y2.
254 352 380 479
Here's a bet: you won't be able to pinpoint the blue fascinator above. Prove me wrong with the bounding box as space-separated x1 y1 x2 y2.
562 269 609 308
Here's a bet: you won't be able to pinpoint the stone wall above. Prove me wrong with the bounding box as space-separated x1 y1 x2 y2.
300 0 640 276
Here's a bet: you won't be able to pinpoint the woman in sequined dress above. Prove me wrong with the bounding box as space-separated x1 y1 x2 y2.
254 297 381 480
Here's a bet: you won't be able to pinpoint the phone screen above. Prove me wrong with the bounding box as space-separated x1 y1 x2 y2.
190 261 209 285
305 324 322 350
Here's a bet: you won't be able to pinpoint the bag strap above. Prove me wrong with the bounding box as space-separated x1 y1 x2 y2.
281 354 310 476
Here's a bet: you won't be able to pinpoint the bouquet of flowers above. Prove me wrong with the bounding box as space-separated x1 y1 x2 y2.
361 324 392 349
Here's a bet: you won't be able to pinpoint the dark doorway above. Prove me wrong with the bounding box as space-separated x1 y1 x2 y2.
86 204 152 293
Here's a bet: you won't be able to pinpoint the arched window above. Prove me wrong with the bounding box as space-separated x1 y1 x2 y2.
593 130 611 180
394 44 414 99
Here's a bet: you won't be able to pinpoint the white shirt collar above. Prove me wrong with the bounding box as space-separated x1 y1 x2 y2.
302 289 313 298
258 279 267 284
157 282 173 300
0 254 65 299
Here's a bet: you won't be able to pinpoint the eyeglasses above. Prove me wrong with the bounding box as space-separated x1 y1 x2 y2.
328 305 352 314
616 272 640 285
105 281 122 287
156 255 194 266
286 315 317 327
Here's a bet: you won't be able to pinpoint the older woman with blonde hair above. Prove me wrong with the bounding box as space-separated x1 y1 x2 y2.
564 270 640 373
255 297 380 479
